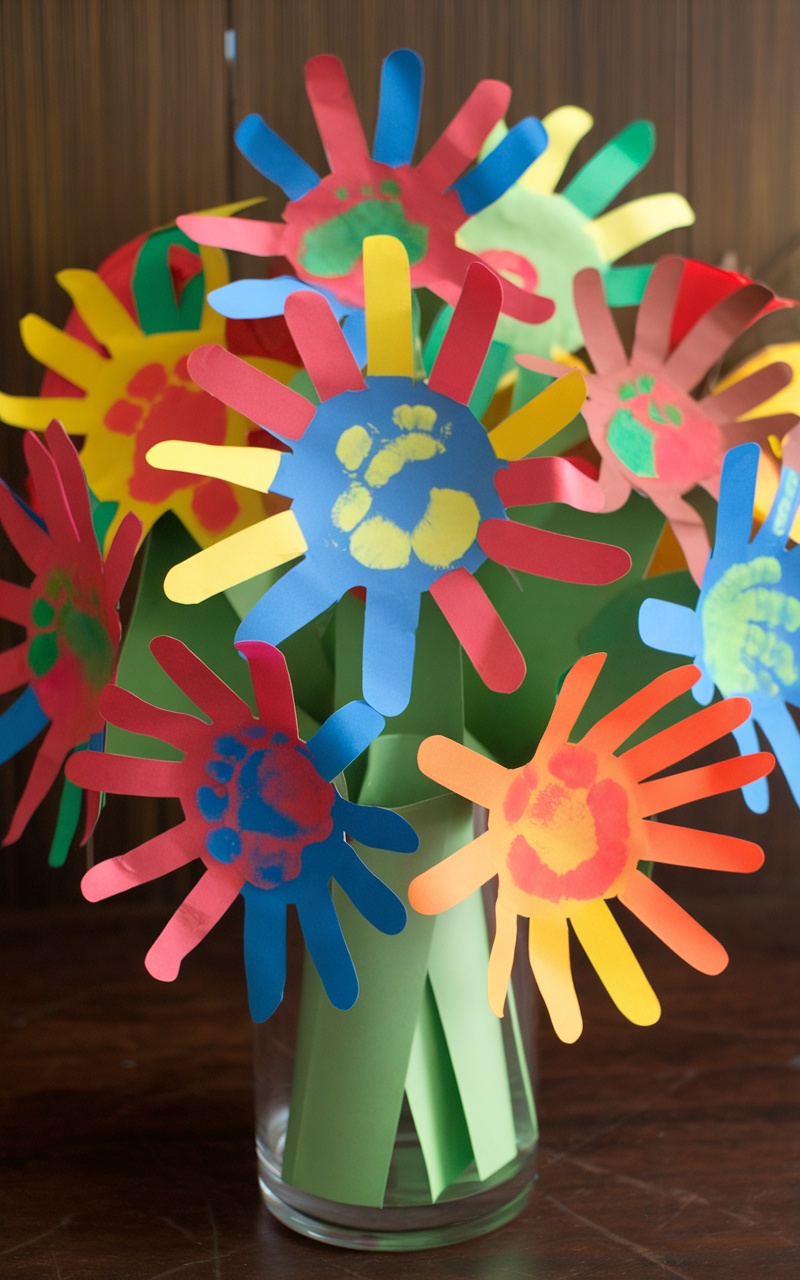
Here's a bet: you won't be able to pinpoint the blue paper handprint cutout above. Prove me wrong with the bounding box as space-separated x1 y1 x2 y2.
639 441 800 812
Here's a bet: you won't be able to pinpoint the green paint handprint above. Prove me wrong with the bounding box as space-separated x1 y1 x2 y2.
701 556 800 698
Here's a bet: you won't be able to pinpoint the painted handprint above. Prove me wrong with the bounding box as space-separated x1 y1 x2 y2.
70 638 419 1021
0 422 140 854
639 441 800 812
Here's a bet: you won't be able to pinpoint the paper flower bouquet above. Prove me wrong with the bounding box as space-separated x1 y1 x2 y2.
1 46 793 1252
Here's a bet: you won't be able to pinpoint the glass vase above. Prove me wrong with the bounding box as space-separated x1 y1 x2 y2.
253 795 538 1251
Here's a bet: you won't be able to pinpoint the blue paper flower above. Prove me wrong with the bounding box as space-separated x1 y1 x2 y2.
639 441 800 813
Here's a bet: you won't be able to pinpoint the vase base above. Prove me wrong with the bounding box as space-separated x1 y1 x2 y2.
258 1169 536 1252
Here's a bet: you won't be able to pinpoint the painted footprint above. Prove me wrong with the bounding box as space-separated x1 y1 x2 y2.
195 725 335 889
331 401 482 572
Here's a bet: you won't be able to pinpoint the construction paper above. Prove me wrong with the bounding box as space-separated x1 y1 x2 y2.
372 47 424 166
70 637 416 1020
456 110 694 362
0 231 297 552
404 978 474 1200
576 569 699 745
281 592 531 1204
421 888 518 1185
713 341 800 538
452 117 548 216
280 791 473 1205
410 652 771 1041
423 304 510 421
178 49 554 323
156 239 629 717
0 423 139 847
463 488 667 769
669 259 797 350
208 276 368 369
639 441 800 813
573 257 789 585
133 226 205 334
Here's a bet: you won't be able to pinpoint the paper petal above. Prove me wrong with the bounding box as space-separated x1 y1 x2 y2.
453 116 548 215
146 440 281 495
527 917 583 1043
163 511 307 604
364 237 414 378
644 820 764 873
487 900 518 1016
335 794 419 853
563 120 654 219
489 370 586 461
583 664 701 756
619 870 727 975
571 899 661 1026
285 291 366 400
187 344 315 442
0 685 48 768
372 48 423 167
145 865 244 982
306 701 384 781
235 113 320 200
637 751 774 816
235 640 299 739
362 588 420 717
621 695 751 782
427 263 502 405
574 269 627 375
416 79 511 192
638 598 699 659
296 884 359 1010
587 193 695 264
496 456 604 512
242 885 288 1021
430 567 525 693
664 284 774 392
480 518 631 585
305 53 370 170
408 827 496 914
81 822 197 900
177 213 287 258
417 736 507 808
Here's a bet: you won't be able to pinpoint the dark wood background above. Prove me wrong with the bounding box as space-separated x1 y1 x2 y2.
3 0 800 906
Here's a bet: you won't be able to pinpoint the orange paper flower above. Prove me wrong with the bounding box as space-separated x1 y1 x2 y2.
409 653 772 1041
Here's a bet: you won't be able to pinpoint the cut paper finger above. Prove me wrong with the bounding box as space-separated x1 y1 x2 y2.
0 221 299 552
0 422 140 853
574 257 795 585
639 439 800 814
409 652 771 1040
68 637 418 1021
456 110 695 364
152 237 629 717
713 340 800 540
178 48 553 323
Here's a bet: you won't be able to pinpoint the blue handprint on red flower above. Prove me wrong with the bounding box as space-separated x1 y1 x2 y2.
70 637 419 1021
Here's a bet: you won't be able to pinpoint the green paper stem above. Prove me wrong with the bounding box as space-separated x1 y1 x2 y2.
280 791 473 1205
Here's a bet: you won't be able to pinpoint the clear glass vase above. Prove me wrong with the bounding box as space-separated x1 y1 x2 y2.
253 796 538 1251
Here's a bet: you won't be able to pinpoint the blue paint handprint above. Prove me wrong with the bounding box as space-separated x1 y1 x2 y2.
639 441 800 813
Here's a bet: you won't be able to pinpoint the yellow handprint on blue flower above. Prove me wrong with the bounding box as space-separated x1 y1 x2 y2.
639 442 800 813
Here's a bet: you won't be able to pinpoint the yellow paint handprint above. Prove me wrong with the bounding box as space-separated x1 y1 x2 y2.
331 403 480 571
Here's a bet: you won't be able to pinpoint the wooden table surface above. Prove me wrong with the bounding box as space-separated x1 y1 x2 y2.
2 891 798 1279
